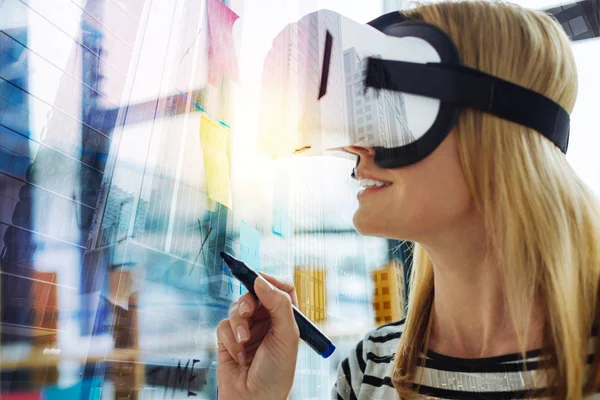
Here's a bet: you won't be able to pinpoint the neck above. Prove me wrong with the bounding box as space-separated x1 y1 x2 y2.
419 213 545 359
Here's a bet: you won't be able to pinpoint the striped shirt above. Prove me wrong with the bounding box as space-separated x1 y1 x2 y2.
332 319 599 400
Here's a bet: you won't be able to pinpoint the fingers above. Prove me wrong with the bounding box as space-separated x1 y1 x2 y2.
237 292 259 317
246 318 271 348
217 319 246 366
216 317 270 367
217 273 299 371
253 276 300 339
244 319 271 363
259 272 299 307
228 292 259 344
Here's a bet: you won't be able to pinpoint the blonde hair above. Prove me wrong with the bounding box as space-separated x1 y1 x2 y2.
392 1 600 399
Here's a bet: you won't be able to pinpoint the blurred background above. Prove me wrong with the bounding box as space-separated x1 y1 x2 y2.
0 0 598 398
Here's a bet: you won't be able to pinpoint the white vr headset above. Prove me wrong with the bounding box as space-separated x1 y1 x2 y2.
256 10 570 171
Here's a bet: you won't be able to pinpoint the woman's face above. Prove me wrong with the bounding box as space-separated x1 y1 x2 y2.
346 132 475 242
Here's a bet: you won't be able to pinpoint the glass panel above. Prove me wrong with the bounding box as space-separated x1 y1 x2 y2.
0 1 387 399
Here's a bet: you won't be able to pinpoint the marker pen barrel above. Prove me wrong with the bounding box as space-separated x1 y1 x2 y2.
220 252 336 358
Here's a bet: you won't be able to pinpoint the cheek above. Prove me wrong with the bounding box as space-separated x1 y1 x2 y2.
406 172 472 226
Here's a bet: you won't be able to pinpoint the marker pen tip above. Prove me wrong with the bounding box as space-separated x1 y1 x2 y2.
321 343 336 358
220 251 233 263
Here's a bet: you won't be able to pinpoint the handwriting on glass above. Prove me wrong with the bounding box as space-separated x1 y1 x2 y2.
147 359 202 397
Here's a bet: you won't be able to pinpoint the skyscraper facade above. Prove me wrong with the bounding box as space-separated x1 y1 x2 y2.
343 47 413 149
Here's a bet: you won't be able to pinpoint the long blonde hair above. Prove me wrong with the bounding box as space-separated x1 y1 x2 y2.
392 2 600 399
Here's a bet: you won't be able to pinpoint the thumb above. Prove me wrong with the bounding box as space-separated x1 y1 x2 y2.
254 276 299 337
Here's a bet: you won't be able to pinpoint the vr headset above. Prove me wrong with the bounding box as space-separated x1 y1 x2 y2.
256 10 570 172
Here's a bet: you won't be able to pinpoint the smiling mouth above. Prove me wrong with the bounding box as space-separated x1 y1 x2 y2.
357 183 392 199
358 179 392 190
360 185 390 190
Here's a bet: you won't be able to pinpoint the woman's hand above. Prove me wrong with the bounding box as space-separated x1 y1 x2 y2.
216 273 300 400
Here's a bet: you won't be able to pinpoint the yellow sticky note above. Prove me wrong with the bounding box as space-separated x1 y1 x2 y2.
200 114 232 209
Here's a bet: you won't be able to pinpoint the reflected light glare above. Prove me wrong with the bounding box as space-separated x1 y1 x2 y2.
340 275 369 297
43 348 61 356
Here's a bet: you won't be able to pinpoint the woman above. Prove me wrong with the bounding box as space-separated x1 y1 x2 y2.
216 1 600 399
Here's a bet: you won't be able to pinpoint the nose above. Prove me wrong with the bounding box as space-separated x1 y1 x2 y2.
345 146 376 180
344 145 376 158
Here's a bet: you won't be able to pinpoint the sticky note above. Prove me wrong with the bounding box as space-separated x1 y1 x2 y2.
41 379 101 400
41 382 81 400
240 221 260 271
106 270 137 310
206 0 240 85
199 114 232 209
1 392 40 400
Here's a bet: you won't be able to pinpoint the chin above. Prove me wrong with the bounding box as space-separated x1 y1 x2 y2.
352 213 388 238
352 211 413 241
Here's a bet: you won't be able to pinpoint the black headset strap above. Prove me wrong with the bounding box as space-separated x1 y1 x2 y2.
367 11 407 30
365 58 570 153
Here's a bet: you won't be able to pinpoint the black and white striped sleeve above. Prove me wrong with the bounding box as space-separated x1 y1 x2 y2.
331 338 368 400
331 320 405 400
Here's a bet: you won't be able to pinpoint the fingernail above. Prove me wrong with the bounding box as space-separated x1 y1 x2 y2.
239 301 250 315
237 351 246 366
236 325 249 342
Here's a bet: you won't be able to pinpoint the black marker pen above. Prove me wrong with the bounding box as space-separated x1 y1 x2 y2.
220 252 336 358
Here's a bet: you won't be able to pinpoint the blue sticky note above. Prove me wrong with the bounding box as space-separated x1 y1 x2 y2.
42 379 101 400
42 382 82 400
240 220 260 287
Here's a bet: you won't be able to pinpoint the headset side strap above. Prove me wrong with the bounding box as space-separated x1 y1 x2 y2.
366 58 570 153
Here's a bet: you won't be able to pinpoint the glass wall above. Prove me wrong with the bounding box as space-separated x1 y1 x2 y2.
0 0 597 399
0 1 394 399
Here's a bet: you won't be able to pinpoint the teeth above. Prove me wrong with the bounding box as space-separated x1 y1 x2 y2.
358 178 391 189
